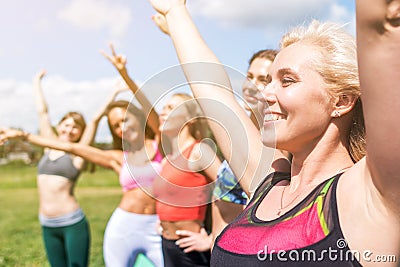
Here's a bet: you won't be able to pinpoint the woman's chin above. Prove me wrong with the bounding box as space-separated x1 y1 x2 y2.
58 136 72 142
261 130 277 148
261 138 276 148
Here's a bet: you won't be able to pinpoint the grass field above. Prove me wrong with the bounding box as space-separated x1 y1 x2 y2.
0 162 121 267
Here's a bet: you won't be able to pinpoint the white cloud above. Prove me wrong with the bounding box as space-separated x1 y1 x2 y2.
0 73 195 143
58 0 132 39
188 0 353 34
0 79 36 132
327 3 356 35
0 69 201 143
0 76 130 142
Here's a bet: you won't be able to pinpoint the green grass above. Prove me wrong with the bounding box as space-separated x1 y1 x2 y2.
0 162 121 267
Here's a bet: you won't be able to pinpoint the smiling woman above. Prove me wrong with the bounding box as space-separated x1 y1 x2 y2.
0 63 165 266
146 0 400 266
0 70 103 267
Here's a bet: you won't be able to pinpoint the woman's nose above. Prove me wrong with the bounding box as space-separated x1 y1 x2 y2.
64 126 74 134
261 83 277 103
115 124 124 137
160 106 168 117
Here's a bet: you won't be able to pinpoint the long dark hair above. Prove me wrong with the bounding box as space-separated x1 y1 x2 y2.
106 100 155 150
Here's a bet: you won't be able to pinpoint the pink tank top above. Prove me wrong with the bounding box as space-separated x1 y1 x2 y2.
152 143 163 163
119 141 163 192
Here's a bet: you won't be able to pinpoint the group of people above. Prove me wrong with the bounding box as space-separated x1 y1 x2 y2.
1 0 400 266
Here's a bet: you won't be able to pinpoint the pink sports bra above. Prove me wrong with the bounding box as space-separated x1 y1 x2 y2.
152 145 163 163
119 141 163 192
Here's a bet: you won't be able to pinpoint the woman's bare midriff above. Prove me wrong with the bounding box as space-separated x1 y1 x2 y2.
119 187 156 214
37 174 79 217
161 220 203 240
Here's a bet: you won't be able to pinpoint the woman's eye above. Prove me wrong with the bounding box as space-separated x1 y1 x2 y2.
282 77 295 86
260 77 271 85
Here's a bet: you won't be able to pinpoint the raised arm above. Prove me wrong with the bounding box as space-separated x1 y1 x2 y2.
356 0 400 208
0 128 122 173
78 84 128 146
33 70 56 139
149 2 289 194
100 44 160 138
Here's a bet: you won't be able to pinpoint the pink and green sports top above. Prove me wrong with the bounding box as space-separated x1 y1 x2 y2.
211 172 362 266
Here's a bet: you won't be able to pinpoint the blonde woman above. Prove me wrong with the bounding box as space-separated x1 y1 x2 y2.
147 0 400 266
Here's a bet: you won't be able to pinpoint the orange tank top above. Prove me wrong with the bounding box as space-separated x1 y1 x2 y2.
154 141 211 221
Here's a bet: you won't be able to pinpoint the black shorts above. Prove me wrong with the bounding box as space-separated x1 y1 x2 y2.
161 236 211 267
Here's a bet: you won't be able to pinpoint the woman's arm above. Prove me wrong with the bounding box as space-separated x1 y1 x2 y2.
189 141 221 184
33 70 56 139
100 44 161 138
356 0 400 209
149 2 288 194
0 128 122 173
78 85 127 146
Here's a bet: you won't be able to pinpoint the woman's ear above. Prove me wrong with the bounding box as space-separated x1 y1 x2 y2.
387 0 400 27
331 94 358 118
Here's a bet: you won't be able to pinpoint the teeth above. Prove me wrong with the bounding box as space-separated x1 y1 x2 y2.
265 114 282 121
265 114 274 121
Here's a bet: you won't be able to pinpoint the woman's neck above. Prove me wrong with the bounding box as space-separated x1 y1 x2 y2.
124 135 146 154
289 137 354 191
167 130 196 158
125 139 155 165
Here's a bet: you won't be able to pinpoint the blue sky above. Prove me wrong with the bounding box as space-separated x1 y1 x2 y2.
0 0 355 142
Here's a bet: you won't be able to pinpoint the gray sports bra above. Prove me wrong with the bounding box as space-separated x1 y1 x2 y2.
38 152 80 181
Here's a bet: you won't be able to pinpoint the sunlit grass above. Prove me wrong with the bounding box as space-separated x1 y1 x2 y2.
0 163 121 267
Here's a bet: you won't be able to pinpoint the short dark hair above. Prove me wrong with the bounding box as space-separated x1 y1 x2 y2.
248 49 279 65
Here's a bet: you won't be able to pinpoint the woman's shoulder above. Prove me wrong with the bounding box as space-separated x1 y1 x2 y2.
190 141 216 159
188 141 218 172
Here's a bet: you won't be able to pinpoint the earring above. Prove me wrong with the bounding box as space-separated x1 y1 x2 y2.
334 111 341 118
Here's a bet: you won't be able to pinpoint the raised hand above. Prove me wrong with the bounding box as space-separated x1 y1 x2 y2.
148 0 186 16
0 128 5 145
34 69 47 81
152 13 170 35
0 128 27 145
100 43 127 72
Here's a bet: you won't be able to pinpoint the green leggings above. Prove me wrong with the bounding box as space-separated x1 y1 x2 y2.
42 217 90 267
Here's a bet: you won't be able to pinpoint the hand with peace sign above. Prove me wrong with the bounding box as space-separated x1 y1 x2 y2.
100 43 127 73
100 43 161 137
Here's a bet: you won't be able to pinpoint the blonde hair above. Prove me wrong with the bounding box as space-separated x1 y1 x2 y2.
173 93 210 140
280 21 365 162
